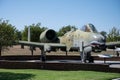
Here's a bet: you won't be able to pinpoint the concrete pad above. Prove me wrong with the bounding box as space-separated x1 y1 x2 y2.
24 60 120 69
112 78 120 80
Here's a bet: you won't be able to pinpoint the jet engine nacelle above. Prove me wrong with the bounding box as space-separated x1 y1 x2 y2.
40 29 60 43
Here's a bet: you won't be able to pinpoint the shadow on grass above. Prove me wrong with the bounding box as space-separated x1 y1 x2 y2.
0 72 35 80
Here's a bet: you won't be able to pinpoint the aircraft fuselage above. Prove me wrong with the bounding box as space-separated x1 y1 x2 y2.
59 29 106 52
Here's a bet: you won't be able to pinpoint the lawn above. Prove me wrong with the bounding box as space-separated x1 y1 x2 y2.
0 69 119 80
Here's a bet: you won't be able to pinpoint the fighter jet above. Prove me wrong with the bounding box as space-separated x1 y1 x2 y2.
18 23 106 63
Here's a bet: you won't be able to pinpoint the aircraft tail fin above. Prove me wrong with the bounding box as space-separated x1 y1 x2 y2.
28 27 30 42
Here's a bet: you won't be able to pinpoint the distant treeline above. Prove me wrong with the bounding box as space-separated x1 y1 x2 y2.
0 18 120 45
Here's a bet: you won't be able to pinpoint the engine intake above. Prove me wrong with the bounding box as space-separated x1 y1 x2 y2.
40 29 59 43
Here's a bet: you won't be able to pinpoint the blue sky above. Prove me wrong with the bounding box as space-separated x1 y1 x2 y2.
0 0 120 33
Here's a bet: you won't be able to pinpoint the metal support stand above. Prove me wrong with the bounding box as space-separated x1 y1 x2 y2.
40 47 46 62
65 51 68 56
31 49 33 56
80 41 86 63
103 58 106 63
30 46 33 56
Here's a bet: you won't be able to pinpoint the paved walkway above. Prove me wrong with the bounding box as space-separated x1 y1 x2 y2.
94 60 120 68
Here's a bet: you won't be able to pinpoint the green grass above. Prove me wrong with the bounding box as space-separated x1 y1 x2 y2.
0 69 119 80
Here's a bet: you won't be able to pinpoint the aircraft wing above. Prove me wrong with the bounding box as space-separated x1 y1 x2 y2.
106 41 120 49
18 41 66 52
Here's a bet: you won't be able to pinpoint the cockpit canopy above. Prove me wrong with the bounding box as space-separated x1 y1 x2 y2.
81 23 98 33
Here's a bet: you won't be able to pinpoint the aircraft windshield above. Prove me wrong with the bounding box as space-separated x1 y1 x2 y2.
89 24 98 33
81 23 98 33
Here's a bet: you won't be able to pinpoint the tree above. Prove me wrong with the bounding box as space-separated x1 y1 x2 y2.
100 31 107 37
0 19 16 56
22 23 47 42
15 30 22 40
107 27 120 42
100 31 107 40
57 25 77 36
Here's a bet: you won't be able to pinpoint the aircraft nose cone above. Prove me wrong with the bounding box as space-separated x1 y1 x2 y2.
93 34 105 43
99 35 106 43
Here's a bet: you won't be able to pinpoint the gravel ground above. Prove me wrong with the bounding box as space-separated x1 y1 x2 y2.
1 45 117 56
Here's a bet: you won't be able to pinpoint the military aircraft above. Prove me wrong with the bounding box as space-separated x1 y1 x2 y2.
18 23 106 63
